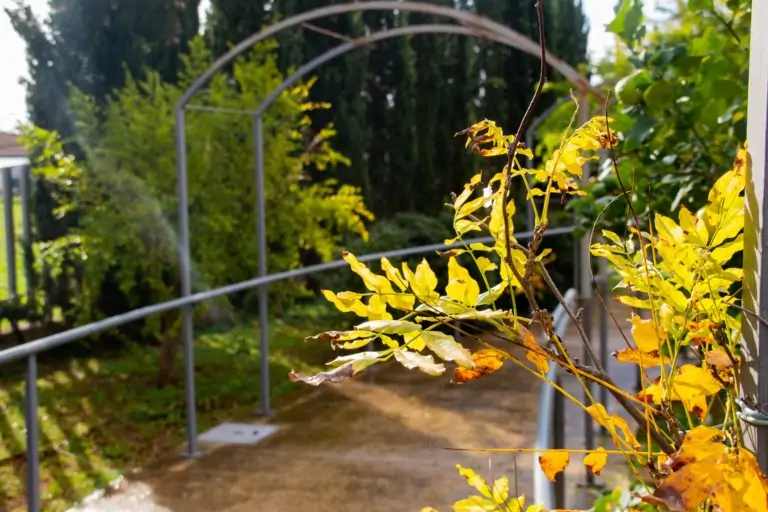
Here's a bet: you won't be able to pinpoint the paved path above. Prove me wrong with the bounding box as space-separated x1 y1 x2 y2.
72 304 639 512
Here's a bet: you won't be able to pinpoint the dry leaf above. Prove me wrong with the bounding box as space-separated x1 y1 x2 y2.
539 451 570 481
583 447 608 476
453 349 507 384
645 426 768 512
705 349 735 382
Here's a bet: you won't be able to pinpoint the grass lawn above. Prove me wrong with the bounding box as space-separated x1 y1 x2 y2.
0 303 345 511
0 197 26 302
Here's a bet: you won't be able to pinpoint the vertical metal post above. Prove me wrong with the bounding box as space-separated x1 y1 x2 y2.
553 375 566 509
577 93 595 486
743 0 768 470
3 167 17 300
253 115 272 416
25 355 40 512
20 167 32 306
175 108 199 458
598 256 609 432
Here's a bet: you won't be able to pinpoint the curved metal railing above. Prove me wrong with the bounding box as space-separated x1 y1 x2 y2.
532 288 578 510
0 225 576 511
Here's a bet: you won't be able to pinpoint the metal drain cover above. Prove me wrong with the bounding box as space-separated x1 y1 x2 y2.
198 422 279 445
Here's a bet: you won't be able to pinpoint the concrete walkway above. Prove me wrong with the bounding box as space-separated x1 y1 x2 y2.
72 305 639 512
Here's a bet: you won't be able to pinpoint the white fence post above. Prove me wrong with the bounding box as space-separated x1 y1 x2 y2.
743 0 768 469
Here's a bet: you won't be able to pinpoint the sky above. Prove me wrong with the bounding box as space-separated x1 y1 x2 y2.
0 0 664 133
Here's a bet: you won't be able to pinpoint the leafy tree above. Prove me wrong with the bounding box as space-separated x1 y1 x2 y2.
567 0 751 233
19 38 373 385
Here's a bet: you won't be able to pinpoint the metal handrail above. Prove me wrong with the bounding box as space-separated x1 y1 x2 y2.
533 287 578 510
0 225 575 511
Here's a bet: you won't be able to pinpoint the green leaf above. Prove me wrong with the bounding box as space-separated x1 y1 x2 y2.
606 0 645 46
643 81 675 109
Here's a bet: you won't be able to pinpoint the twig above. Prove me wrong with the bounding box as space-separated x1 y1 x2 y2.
498 0 548 323
301 22 353 42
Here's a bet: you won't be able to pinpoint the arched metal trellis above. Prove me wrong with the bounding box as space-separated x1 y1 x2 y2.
173 0 598 453
0 3 604 510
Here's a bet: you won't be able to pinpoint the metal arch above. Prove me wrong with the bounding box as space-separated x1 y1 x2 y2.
176 1 592 110
249 24 501 417
251 23 523 118
172 1 598 457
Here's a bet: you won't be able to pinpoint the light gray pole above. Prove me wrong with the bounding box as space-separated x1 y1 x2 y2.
743 0 768 470
577 93 595 486
25 355 40 512
253 116 272 416
3 168 17 300
174 107 199 457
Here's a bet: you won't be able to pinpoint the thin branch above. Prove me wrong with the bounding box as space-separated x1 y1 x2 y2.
301 22 353 42
499 0 548 323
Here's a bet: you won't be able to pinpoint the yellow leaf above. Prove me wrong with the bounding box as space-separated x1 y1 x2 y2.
422 331 474 368
645 424 768 512
453 349 507 384
583 447 608 476
366 294 392 321
380 257 407 291
394 350 445 376
404 259 440 302
638 365 723 419
457 194 489 220
475 256 497 273
518 325 549 374
629 315 667 353
343 252 393 294
613 347 670 366
586 403 640 449
456 464 492 498
446 257 481 306
538 451 569 481
488 196 516 241
321 289 368 317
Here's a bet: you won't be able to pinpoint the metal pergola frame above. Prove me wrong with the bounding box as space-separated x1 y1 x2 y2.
3 1 765 510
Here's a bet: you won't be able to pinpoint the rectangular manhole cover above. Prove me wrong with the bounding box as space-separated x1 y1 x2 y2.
198 422 279 445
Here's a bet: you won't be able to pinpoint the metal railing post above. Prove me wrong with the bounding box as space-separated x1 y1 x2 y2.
175 108 199 458
598 256 609 434
3 167 17 300
553 373 566 509
25 355 40 512
577 93 596 487
253 115 273 417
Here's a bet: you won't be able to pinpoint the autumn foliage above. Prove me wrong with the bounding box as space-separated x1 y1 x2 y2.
289 101 765 511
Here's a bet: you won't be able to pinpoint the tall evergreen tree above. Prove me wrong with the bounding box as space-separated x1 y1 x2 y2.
203 0 589 218
7 0 201 137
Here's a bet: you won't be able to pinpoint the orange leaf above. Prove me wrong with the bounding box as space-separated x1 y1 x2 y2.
519 325 549 374
583 447 608 476
646 426 768 512
453 349 507 384
538 451 570 481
